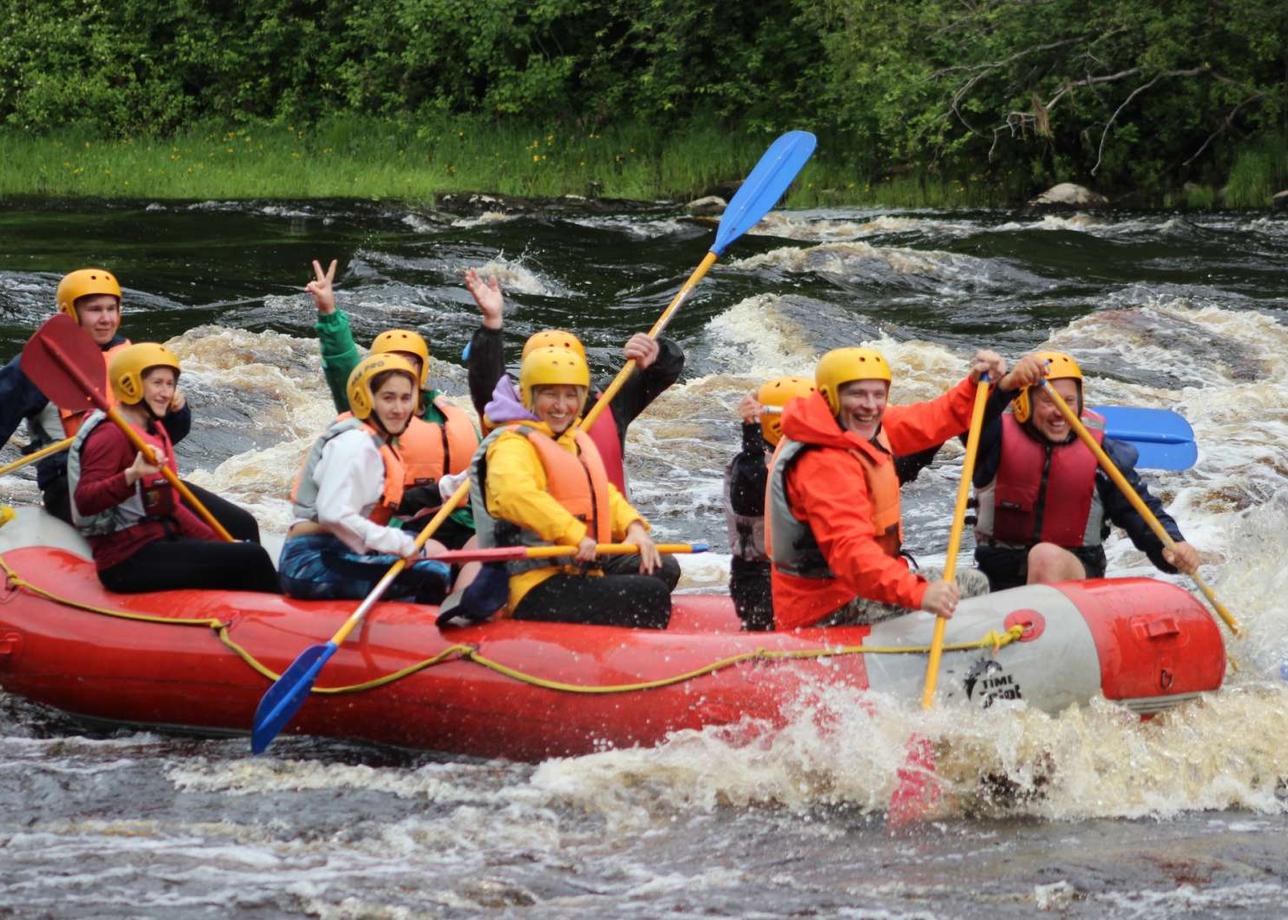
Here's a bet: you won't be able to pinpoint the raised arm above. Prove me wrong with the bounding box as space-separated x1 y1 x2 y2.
306 259 362 412
464 268 508 419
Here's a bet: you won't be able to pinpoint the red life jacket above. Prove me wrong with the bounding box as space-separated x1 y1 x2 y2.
982 412 1106 548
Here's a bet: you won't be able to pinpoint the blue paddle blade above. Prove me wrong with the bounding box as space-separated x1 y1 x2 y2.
1096 406 1198 471
712 131 817 256
1123 438 1199 471
1096 406 1195 444
251 641 338 754
689 541 710 553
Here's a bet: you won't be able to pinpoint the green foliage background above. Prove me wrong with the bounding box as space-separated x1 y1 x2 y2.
1 0 1284 201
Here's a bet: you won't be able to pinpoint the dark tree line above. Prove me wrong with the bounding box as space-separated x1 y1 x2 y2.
1 0 1283 194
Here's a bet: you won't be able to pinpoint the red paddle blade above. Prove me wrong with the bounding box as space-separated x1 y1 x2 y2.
887 735 941 829
21 314 109 413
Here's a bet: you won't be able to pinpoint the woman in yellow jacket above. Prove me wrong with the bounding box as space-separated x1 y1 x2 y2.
470 346 672 628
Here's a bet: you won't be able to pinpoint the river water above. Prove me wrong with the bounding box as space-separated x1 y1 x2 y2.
2 199 1288 917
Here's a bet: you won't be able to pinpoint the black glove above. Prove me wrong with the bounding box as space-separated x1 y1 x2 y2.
398 484 441 517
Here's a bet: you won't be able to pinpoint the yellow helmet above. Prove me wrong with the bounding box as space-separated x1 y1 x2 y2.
815 347 892 415
56 268 122 324
370 329 430 388
346 353 418 421
521 329 587 360
756 376 816 446
519 346 590 409
1014 350 1084 424
108 343 180 405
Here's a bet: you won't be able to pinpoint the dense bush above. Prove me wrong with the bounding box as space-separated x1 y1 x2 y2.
0 0 1282 197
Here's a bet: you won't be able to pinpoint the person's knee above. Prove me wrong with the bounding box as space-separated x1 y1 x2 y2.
1026 543 1084 584
656 555 681 591
42 484 71 525
630 578 672 629
228 507 261 543
226 544 280 592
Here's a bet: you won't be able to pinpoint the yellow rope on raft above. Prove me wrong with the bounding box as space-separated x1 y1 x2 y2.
0 553 1024 696
464 626 1024 693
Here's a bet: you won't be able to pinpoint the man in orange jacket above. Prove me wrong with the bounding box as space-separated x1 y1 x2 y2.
766 346 1031 630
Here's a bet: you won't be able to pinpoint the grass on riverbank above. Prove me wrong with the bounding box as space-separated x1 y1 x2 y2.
1222 134 1288 208
0 116 1004 208
1 117 1281 209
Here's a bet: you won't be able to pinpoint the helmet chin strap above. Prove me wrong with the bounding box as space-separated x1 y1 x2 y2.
368 413 404 441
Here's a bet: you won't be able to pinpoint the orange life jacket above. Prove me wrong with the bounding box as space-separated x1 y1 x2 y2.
469 424 612 575
520 427 613 546
399 404 479 486
765 428 903 578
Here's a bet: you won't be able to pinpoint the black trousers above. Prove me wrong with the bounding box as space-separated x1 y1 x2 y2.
730 557 774 631
512 554 677 629
99 535 281 594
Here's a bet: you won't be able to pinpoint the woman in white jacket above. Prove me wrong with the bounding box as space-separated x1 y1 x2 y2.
278 353 452 603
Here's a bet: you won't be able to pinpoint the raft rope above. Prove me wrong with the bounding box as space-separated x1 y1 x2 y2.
0 554 1023 696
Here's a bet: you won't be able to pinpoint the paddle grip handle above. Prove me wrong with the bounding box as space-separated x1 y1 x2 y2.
1042 381 1240 637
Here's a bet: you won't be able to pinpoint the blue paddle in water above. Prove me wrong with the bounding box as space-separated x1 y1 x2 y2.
1095 406 1197 471
252 130 817 755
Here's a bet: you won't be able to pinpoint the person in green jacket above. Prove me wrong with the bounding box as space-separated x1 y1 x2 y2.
305 259 480 549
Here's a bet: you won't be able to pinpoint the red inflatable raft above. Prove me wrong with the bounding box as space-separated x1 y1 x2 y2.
0 510 1225 761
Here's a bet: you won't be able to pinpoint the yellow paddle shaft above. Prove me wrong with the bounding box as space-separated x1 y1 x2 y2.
921 379 990 709
579 250 718 433
106 408 234 543
330 476 472 647
1042 381 1239 637
0 437 74 477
